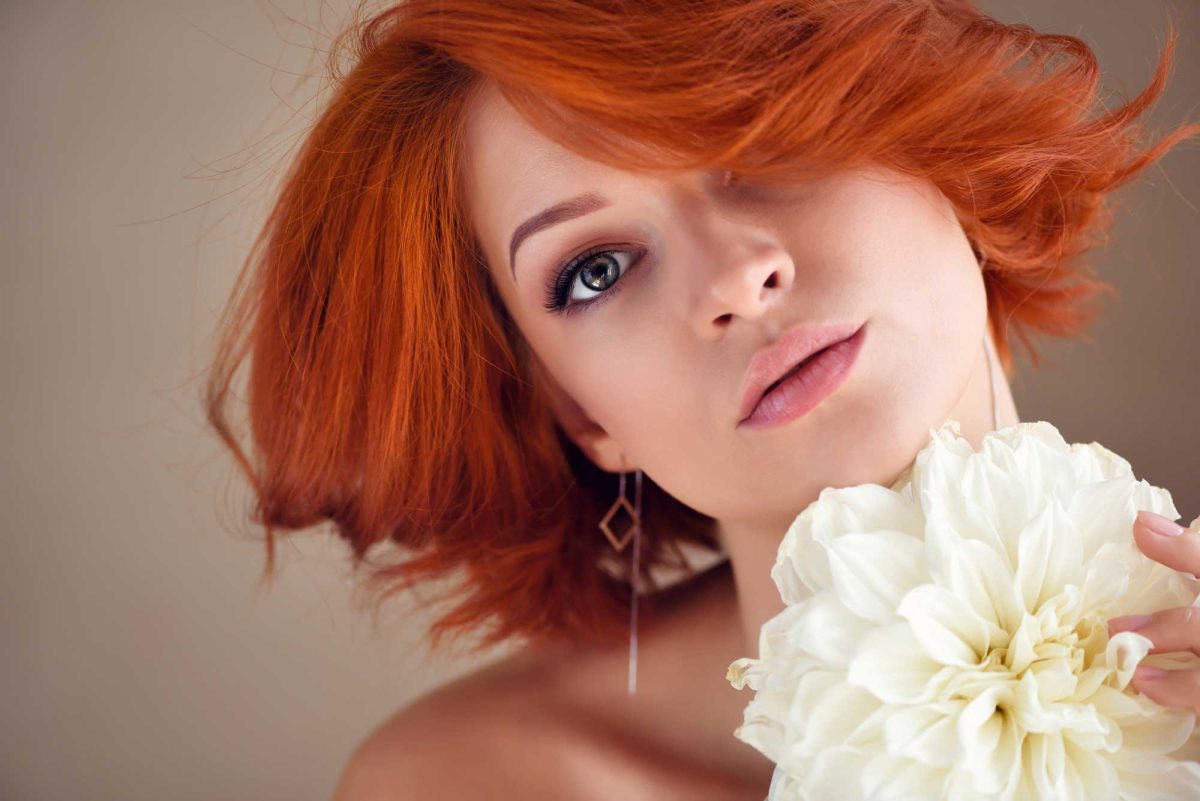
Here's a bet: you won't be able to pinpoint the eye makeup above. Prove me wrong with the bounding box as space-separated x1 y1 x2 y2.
542 244 647 316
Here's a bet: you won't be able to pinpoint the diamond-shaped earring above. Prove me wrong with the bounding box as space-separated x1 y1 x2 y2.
599 465 641 553
598 456 644 695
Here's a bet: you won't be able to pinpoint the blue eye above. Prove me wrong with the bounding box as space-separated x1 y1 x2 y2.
542 246 644 316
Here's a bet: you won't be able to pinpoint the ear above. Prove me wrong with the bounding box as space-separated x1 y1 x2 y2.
532 357 632 474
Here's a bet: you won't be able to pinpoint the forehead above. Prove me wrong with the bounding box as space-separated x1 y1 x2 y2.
461 83 617 266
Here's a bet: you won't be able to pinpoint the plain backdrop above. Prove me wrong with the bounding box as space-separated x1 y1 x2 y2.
2 1 1196 799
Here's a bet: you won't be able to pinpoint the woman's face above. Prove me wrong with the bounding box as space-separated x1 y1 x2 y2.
461 82 989 535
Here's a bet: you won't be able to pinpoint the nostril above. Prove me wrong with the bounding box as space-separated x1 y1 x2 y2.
764 272 779 289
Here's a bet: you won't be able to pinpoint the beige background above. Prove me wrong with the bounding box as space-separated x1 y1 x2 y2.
2 1 1196 799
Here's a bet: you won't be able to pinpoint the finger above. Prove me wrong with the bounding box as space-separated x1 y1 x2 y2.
1108 606 1200 657
1132 510 1200 579
1128 664 1200 715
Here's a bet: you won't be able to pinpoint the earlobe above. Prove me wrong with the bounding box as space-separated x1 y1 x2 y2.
532 357 632 474
574 427 632 475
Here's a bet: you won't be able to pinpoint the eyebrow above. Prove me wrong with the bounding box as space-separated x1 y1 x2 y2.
508 192 611 282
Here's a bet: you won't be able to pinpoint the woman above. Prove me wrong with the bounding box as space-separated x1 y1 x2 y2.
203 1 1200 798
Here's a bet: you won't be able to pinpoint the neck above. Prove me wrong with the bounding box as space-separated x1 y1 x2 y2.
718 332 1021 657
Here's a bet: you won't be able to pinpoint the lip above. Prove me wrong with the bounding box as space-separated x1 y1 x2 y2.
737 321 866 429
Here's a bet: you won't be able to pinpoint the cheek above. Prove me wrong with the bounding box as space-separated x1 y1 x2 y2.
544 347 678 444
887 243 989 412
592 359 693 441
869 195 984 348
843 216 985 422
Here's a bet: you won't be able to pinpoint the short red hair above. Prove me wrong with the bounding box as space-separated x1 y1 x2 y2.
204 0 1200 657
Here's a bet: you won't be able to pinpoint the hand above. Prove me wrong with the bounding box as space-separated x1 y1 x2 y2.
1106 509 1200 713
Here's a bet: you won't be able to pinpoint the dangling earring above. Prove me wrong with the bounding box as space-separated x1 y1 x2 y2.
984 330 1001 431
598 454 643 695
722 169 735 187
977 252 1002 432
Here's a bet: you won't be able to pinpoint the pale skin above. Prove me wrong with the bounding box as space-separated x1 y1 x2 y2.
332 79 1200 799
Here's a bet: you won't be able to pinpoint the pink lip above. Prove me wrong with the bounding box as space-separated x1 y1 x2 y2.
737 321 866 429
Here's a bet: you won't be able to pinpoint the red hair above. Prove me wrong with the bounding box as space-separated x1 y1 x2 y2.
204 0 1200 657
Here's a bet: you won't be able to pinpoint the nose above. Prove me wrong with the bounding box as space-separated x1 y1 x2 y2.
687 225 795 339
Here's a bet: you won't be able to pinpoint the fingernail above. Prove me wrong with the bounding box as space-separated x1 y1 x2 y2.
1136 665 1167 680
1138 510 1186 538
1108 614 1153 633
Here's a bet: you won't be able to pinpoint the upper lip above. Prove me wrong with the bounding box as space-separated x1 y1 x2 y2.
737 320 863 422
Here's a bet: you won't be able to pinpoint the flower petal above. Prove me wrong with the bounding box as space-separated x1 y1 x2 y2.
790 671 884 755
773 510 831 602
1013 669 1112 747
1088 682 1154 725
776 484 924 603
1067 477 1141 562
862 751 948 799
1078 541 1134 619
883 702 964 768
824 531 926 625
923 506 1021 632
1015 495 1083 615
1064 738 1121 801
1106 630 1155 691
847 622 952 704
786 590 874 669
1065 439 1134 484
1020 733 1066 798
794 746 872 800
895 583 999 667
1118 708 1197 759
1116 760 1200 801
956 683 1019 793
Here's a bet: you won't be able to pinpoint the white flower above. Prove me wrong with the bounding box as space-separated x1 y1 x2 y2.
727 419 1200 801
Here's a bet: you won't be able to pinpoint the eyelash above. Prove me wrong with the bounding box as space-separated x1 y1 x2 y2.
542 245 646 316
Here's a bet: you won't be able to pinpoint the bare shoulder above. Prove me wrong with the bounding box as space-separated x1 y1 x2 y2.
332 563 754 801
331 649 577 801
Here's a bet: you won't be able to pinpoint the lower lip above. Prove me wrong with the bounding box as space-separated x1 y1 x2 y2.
738 323 867 430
